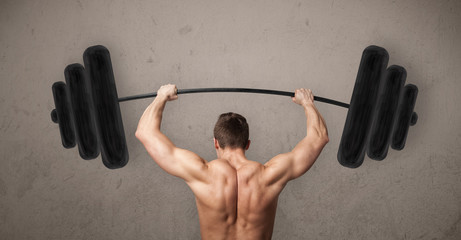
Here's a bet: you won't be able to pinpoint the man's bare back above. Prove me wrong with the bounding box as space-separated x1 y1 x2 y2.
136 85 328 240
188 158 283 240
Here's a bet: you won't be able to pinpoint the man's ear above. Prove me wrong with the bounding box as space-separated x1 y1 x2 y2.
245 140 251 150
214 138 220 150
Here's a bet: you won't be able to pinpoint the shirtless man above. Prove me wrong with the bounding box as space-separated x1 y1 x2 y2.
136 84 329 240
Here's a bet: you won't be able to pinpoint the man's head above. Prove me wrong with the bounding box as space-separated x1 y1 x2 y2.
213 112 250 150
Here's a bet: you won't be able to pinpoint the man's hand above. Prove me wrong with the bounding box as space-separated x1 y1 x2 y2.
292 88 314 107
157 84 178 101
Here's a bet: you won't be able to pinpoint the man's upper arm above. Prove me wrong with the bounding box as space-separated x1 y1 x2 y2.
263 137 327 186
168 148 209 183
137 131 209 183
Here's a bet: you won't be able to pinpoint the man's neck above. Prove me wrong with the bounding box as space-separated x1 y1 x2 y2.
218 148 248 170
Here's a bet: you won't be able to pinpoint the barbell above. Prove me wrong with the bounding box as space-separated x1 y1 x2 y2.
51 45 418 169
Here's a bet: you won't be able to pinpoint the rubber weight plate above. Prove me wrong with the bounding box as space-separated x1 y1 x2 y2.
65 63 100 160
391 84 418 150
52 82 76 149
83 45 128 169
338 46 389 168
367 65 406 160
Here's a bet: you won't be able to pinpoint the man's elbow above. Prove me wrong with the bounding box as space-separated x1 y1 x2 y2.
135 130 145 141
314 130 329 146
135 130 172 158
135 129 152 143
321 134 329 145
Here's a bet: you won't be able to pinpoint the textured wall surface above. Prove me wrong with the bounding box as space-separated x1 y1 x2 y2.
1 0 460 239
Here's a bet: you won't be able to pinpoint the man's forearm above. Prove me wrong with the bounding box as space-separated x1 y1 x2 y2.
303 103 328 139
290 103 328 159
135 94 179 165
136 96 168 134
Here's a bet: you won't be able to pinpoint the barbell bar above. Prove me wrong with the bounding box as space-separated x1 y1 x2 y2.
51 45 418 169
118 88 350 108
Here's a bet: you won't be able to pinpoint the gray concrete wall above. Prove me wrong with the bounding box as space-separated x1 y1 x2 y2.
1 0 460 239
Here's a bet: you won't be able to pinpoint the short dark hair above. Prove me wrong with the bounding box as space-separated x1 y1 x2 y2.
213 112 249 149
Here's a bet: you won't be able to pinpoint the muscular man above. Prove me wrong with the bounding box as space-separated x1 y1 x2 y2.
136 84 329 240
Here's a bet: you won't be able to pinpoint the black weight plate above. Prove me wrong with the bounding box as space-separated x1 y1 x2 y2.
83 45 129 169
65 63 100 160
337 46 389 168
52 82 76 148
367 65 406 160
391 84 418 150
